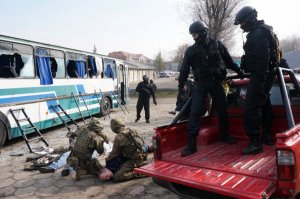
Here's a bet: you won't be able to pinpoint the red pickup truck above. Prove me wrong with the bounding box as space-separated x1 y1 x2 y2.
136 68 300 199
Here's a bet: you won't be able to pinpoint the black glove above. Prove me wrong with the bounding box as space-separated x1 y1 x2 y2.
237 70 245 79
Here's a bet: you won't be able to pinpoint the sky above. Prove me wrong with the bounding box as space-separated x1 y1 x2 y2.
0 0 299 60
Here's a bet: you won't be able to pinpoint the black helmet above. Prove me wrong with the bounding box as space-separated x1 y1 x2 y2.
234 6 257 25
143 75 149 82
189 21 208 36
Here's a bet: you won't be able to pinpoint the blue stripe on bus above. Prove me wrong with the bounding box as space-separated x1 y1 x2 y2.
76 85 85 94
75 84 99 101
0 93 56 104
47 99 59 113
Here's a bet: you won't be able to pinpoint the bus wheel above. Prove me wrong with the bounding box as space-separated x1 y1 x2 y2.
102 97 111 116
0 112 9 147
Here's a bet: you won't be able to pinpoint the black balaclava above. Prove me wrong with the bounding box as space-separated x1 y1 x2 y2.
143 75 149 83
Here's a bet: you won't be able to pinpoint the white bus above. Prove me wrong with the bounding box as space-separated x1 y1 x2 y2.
0 35 129 146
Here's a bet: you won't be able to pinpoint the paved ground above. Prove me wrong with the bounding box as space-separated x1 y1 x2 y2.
0 97 187 199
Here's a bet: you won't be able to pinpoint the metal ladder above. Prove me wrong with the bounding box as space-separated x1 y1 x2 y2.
9 108 49 153
78 92 93 119
71 92 86 124
50 104 79 131
111 90 129 114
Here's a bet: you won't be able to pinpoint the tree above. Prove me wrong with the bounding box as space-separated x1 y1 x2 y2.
186 0 243 48
154 51 165 72
280 35 300 54
173 44 189 69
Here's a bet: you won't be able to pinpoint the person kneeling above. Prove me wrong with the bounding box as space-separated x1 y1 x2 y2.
99 119 151 182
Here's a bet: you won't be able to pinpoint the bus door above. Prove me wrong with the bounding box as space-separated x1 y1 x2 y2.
120 64 127 103
117 64 126 104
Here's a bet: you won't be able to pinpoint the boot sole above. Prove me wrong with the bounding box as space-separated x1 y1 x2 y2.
181 149 197 157
242 148 263 155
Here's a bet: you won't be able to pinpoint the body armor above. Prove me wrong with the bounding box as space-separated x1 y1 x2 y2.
192 40 226 82
72 129 94 160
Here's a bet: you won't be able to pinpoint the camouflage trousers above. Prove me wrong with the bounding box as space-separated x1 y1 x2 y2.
112 160 144 183
67 156 103 180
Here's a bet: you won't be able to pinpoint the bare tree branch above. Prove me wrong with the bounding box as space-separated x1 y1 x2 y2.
280 35 300 54
185 0 244 49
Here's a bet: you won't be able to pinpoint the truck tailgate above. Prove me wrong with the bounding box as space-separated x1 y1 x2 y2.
135 160 277 199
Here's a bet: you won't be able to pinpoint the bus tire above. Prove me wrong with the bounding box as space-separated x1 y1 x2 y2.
0 112 10 147
101 97 111 116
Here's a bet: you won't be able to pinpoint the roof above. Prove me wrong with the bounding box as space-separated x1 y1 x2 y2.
283 50 300 69
124 60 156 70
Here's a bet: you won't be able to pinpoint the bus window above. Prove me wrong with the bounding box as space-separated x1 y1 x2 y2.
35 48 53 85
95 56 103 78
36 48 65 80
50 49 65 78
118 64 124 83
0 42 34 78
87 56 97 78
103 58 117 79
66 52 87 78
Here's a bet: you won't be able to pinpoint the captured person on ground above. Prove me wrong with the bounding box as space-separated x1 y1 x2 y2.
178 20 244 157
234 6 280 155
135 75 157 123
67 119 108 180
98 118 153 182
24 127 79 173
37 121 112 176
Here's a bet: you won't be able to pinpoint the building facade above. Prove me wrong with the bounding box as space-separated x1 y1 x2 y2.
109 51 156 83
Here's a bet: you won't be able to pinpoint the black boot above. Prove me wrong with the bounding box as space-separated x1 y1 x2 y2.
242 136 263 155
221 134 236 144
261 134 274 146
181 134 197 157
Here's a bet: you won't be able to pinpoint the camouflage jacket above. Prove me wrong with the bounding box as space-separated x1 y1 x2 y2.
70 127 104 161
106 128 145 164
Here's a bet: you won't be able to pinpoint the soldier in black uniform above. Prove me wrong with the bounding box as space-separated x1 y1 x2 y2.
179 20 244 157
234 6 278 155
135 75 157 123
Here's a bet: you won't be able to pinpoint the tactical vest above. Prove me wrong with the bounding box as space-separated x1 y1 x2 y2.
192 39 226 82
73 129 94 160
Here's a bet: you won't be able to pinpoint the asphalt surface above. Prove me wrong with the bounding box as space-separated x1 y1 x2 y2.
0 96 187 199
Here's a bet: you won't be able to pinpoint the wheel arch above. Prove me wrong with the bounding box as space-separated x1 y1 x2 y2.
0 111 11 146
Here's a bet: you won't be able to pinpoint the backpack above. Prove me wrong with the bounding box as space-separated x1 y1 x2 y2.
257 24 281 67
127 129 144 153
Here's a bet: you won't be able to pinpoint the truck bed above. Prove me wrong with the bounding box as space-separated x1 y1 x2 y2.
162 140 277 180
